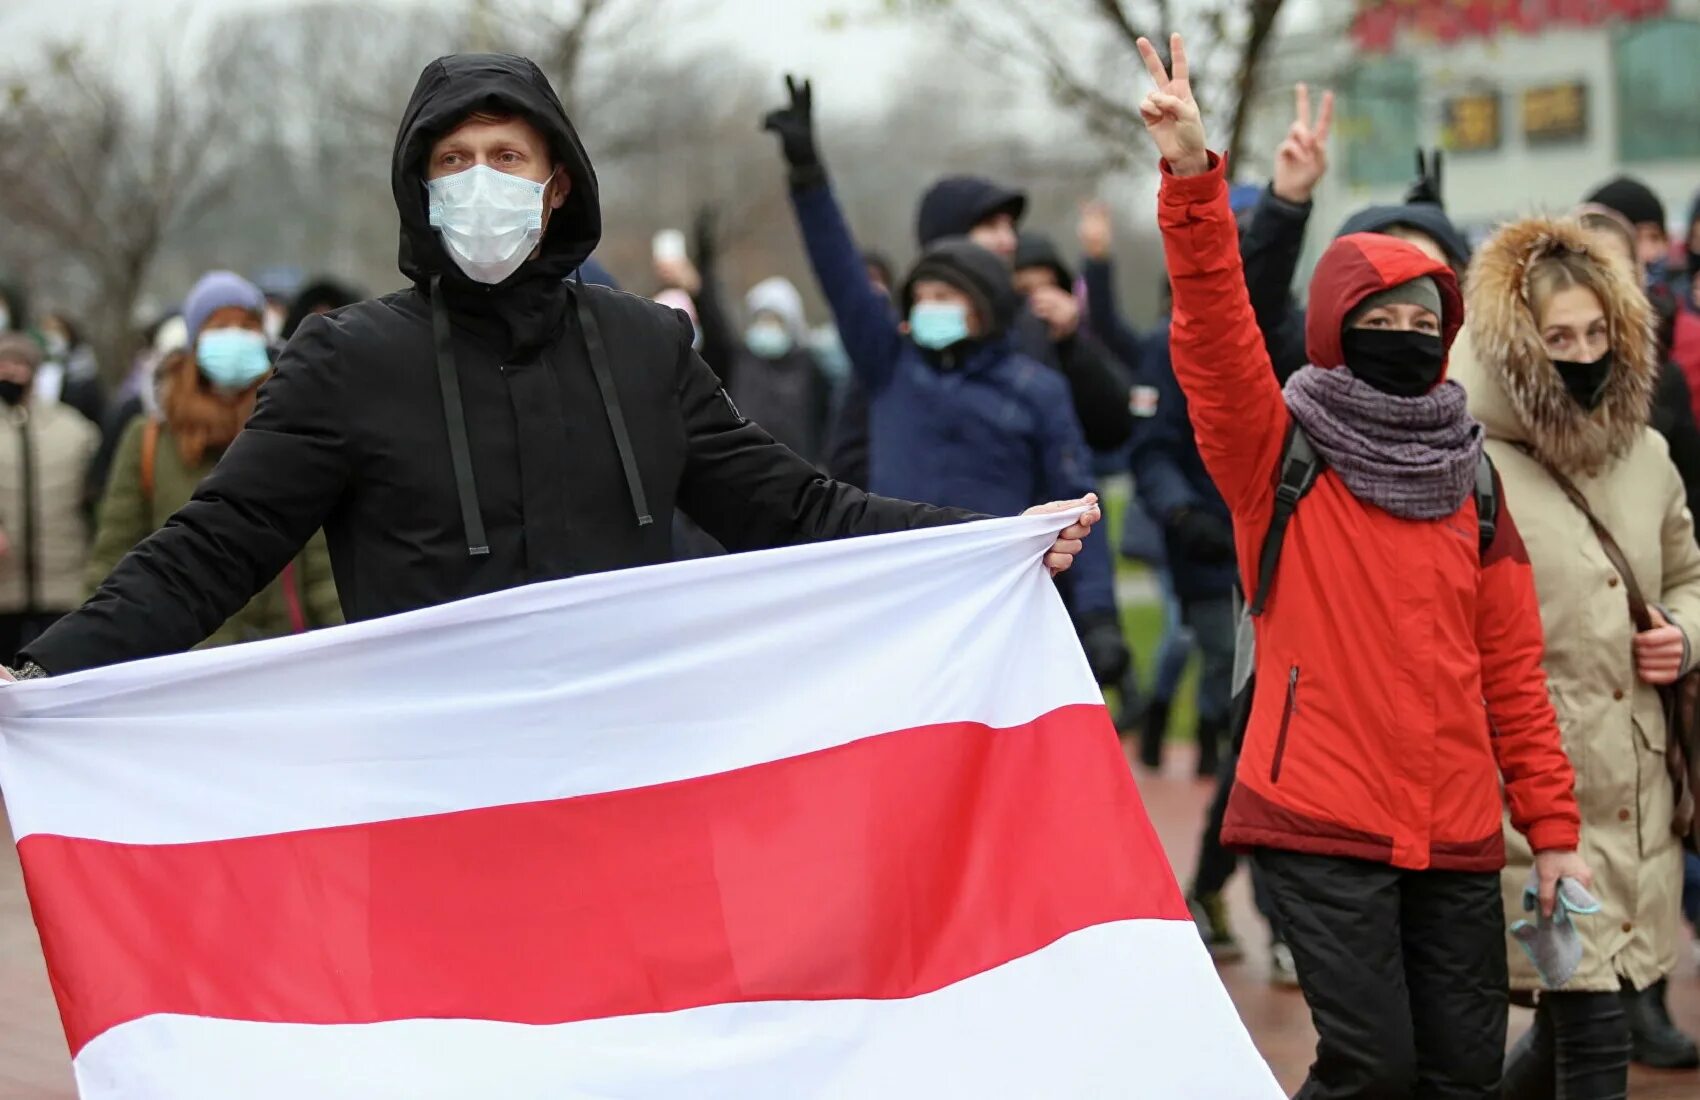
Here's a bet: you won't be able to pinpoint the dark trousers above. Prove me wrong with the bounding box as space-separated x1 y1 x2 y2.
1190 748 1277 926
1503 991 1631 1100
1256 848 1508 1099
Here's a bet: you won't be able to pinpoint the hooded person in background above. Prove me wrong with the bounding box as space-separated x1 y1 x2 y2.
1141 35 1587 1097
1586 175 1700 415
282 279 364 342
85 271 342 649
731 276 833 465
0 333 99 663
34 312 106 428
1452 214 1700 1093
11 54 1098 681
766 77 1128 690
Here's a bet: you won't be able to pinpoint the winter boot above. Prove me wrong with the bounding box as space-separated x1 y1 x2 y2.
1268 939 1301 988
1622 977 1700 1069
1187 892 1244 964
1137 697 1171 771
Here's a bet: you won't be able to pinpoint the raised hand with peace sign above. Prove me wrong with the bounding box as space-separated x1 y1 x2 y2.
762 75 819 172
1272 83 1334 204
1135 34 1208 177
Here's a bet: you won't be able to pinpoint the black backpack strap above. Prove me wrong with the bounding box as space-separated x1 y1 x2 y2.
1248 420 1322 617
1474 451 1498 558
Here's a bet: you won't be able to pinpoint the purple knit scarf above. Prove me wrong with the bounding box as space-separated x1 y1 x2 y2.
1283 366 1483 520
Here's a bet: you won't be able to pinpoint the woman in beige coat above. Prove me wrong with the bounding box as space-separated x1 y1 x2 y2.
1453 215 1700 1096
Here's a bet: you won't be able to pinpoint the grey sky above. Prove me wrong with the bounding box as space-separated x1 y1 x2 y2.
1 0 921 112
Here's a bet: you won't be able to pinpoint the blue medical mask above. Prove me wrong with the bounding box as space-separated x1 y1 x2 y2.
196 328 271 390
745 320 794 359
909 301 970 350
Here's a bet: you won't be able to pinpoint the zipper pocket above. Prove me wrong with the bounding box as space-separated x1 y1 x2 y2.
1270 666 1300 784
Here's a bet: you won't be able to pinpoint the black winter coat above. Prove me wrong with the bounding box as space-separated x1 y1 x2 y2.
24 54 964 675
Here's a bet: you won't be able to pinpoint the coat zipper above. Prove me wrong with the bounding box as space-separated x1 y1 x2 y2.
1270 666 1300 784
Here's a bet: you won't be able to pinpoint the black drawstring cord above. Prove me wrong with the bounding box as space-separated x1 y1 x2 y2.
573 276 653 528
430 275 491 556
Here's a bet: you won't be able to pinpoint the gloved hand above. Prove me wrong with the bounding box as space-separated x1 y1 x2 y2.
1077 611 1131 687
1405 148 1444 208
1166 508 1235 566
762 75 819 171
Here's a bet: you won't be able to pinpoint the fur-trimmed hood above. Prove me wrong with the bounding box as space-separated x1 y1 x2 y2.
1457 215 1656 476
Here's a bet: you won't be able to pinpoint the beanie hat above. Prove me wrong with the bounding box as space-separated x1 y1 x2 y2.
182 271 265 344
1584 176 1666 231
0 332 43 371
901 238 1020 336
915 176 1027 249
1345 275 1442 328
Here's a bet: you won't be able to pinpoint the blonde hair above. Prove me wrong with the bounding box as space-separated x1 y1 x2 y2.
1524 249 1609 330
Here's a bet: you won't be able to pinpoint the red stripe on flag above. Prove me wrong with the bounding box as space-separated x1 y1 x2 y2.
19 703 1182 1056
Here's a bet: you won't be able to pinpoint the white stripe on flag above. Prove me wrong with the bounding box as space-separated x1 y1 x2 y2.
73 920 1281 1100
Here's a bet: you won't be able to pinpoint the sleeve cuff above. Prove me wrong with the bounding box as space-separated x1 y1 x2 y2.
1525 816 1581 853
1261 185 1313 217
1158 152 1226 204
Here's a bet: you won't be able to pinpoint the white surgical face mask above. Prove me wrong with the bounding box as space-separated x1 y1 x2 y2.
426 165 552 285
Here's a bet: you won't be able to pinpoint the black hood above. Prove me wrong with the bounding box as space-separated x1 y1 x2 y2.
1014 232 1073 288
901 237 1020 337
392 54 601 299
1335 202 1471 271
915 176 1026 249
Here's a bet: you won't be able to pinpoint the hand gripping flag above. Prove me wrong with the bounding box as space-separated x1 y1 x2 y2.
0 515 1281 1098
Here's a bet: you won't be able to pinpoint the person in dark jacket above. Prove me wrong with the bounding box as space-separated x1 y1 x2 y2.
8 55 1100 681
282 279 363 342
775 84 1135 480
729 276 833 465
1012 231 1136 410
766 77 1127 688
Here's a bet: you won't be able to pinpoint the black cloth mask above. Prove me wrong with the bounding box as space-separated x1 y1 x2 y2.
0 380 27 407
1552 351 1613 411
1340 328 1445 397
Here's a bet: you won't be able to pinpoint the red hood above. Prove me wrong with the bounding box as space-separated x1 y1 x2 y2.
1304 233 1465 376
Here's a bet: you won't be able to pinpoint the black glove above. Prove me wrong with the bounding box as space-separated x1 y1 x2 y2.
1167 508 1235 566
1077 612 1131 687
1405 148 1444 208
762 75 820 172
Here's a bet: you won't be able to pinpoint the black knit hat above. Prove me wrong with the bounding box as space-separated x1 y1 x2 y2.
901 238 1020 336
1584 176 1666 231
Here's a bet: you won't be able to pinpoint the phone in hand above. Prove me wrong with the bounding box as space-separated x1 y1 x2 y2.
652 229 687 264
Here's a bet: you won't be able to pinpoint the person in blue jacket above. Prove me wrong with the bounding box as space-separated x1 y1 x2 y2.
763 78 1127 685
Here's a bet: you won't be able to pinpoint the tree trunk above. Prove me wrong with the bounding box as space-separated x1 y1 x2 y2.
1224 0 1288 168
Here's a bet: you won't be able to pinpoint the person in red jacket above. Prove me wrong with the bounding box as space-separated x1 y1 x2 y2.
1138 35 1589 1098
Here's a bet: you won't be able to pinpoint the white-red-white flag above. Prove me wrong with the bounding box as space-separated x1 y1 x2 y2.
0 515 1280 1098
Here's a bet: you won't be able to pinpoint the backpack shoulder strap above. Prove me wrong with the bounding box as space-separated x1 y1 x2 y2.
140 417 161 504
1248 419 1323 617
1473 451 1498 558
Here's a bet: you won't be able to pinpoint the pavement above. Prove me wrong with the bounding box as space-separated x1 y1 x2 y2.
1 748 1697 1096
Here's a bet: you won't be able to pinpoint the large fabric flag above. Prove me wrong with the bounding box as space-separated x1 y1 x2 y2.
0 515 1280 1098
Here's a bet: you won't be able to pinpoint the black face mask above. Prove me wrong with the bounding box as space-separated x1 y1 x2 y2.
1552 351 1613 411
0 380 27 407
1340 328 1446 397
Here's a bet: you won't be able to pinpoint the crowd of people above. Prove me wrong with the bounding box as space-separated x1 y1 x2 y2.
0 38 1698 1097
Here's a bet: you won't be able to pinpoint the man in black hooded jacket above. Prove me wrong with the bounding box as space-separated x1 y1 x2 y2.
10 55 1098 679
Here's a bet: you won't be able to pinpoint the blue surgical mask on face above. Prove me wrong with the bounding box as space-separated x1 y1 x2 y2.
909 301 970 350
196 328 271 390
745 320 794 359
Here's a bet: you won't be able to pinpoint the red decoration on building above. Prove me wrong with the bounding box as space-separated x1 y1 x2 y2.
1351 0 1669 51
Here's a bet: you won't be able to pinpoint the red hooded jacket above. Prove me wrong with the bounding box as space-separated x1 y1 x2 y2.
1159 157 1579 871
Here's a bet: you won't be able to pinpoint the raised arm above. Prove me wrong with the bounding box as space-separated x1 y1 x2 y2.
764 76 904 393
21 316 355 675
1244 85 1331 382
1138 34 1288 523
1077 201 1143 369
